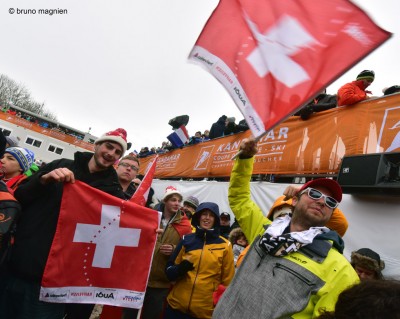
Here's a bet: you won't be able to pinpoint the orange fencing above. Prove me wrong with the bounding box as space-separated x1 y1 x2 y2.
139 94 400 178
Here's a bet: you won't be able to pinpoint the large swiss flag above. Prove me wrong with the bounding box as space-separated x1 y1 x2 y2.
40 181 161 309
189 0 391 138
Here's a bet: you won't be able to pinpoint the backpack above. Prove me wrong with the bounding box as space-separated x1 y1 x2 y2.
0 181 21 265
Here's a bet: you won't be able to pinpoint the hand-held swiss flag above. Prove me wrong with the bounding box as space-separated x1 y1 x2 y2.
130 156 158 206
40 181 161 309
189 0 392 137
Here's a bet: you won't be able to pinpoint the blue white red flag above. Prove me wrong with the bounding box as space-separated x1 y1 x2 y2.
40 181 161 309
167 125 190 148
189 0 391 138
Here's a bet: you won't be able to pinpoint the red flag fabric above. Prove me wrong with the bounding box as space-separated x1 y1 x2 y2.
40 181 161 309
130 156 158 206
189 0 391 138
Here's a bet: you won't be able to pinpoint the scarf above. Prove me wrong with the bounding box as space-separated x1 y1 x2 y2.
259 215 329 257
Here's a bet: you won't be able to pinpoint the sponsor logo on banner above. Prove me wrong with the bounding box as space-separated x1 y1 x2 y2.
95 290 117 300
43 291 69 298
157 153 181 171
209 126 289 169
40 289 70 302
70 291 93 297
377 106 400 153
193 52 214 66
123 295 142 302
255 127 289 163
194 145 215 170
212 141 242 169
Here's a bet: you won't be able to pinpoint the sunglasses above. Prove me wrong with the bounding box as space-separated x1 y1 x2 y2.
299 188 338 209
118 162 139 171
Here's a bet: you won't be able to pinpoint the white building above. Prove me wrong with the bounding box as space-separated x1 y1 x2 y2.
0 105 97 163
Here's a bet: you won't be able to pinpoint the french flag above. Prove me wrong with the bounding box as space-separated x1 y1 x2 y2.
167 125 189 148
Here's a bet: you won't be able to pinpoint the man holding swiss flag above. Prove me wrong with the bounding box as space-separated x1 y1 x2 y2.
0 128 159 319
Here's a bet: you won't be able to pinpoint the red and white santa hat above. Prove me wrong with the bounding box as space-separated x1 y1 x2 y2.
163 186 182 202
95 128 128 154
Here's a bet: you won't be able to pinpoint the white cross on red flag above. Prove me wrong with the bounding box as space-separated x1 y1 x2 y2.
40 181 161 309
189 0 391 138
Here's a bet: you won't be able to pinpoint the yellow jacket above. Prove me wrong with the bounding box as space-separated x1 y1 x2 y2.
166 203 235 319
213 158 359 319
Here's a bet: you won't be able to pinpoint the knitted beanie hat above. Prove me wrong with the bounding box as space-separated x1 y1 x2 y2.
183 196 199 210
356 70 375 82
95 128 128 154
5 135 20 147
382 85 400 96
5 147 35 172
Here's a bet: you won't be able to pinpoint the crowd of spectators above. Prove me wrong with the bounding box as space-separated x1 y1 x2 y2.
137 115 249 158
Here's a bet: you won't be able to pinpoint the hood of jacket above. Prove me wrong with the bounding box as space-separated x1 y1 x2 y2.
192 202 221 238
217 115 227 124
316 230 345 254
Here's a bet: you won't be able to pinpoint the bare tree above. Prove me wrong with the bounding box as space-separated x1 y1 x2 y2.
0 74 57 121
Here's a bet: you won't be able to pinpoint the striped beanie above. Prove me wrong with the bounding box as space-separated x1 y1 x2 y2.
5 147 35 172
356 70 375 82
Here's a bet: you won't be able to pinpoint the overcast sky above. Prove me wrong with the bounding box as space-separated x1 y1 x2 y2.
1 0 398 151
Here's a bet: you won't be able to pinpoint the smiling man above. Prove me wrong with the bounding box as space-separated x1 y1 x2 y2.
213 137 359 319
0 128 128 319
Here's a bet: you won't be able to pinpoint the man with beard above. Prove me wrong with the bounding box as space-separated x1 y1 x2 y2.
0 128 128 319
213 137 359 319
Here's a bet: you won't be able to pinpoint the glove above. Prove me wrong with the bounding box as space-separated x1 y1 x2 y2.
176 260 194 276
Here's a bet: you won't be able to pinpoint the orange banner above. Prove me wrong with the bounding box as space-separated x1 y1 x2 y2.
139 94 400 178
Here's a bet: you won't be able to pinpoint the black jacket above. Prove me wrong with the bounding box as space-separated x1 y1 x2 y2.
209 116 227 139
11 151 124 282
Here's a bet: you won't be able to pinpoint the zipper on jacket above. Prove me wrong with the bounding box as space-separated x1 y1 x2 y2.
273 263 314 286
187 232 207 313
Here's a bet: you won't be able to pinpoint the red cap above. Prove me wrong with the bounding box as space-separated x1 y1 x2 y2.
298 178 342 202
